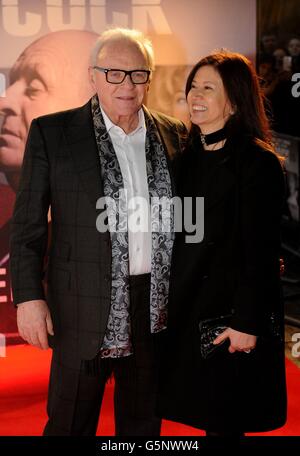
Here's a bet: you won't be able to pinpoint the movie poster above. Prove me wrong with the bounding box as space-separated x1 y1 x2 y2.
0 0 256 343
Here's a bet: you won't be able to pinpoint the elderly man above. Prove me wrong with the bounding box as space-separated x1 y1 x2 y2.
0 29 97 191
10 28 186 436
0 30 97 341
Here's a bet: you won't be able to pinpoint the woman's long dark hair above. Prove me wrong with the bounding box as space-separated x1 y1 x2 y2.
185 51 273 151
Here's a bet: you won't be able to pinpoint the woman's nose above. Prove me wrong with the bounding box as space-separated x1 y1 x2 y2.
192 91 204 100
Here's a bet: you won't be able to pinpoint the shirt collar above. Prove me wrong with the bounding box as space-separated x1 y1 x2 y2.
100 105 145 136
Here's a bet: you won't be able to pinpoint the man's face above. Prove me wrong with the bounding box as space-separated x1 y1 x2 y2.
288 39 300 57
261 35 277 54
0 32 95 179
90 41 151 125
0 47 66 171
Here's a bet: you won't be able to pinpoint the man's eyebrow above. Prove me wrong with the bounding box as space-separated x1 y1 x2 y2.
10 60 48 87
9 62 22 83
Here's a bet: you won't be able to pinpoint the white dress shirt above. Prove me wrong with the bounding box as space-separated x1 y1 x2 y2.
100 106 151 275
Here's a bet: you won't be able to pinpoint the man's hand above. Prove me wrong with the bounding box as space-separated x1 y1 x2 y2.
17 300 54 350
213 327 257 354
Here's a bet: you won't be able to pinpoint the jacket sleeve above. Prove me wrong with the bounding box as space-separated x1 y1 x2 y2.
230 149 285 335
10 119 50 305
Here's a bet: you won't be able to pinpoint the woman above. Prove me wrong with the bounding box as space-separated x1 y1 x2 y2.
158 51 287 436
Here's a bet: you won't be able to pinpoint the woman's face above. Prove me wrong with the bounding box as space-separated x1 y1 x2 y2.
288 39 300 57
187 65 232 134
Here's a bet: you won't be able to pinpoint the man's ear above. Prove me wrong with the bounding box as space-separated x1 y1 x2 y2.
88 66 96 88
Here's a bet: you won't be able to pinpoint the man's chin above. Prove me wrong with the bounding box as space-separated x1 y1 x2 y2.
0 144 22 192
0 144 24 173
3 171 20 193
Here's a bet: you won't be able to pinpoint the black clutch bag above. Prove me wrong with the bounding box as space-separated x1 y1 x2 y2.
198 311 282 360
198 314 232 360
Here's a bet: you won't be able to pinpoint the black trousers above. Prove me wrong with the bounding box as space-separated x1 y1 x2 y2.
43 273 162 436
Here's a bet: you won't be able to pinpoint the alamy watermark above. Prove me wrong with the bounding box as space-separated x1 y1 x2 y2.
291 73 300 98
291 333 300 358
0 333 6 357
96 190 205 244
0 73 6 97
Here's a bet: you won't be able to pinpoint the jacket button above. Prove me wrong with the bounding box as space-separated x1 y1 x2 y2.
202 275 209 280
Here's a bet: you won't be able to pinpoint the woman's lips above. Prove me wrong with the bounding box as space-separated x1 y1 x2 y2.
192 105 208 111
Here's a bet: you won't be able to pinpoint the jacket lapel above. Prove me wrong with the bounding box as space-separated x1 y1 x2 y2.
63 99 104 208
145 107 181 159
144 106 183 197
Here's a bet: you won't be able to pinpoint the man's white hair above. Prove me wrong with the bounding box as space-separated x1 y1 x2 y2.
90 27 155 70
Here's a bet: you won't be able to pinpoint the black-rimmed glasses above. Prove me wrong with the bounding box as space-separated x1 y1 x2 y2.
93 66 151 84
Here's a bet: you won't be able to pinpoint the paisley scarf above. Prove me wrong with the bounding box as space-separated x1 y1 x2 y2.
91 94 174 357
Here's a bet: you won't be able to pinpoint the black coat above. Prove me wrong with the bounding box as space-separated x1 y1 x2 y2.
9 99 187 363
157 136 287 432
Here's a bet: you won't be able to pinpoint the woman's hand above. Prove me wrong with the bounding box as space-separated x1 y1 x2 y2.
213 327 257 354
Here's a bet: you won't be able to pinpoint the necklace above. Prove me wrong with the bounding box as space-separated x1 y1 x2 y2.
200 127 227 147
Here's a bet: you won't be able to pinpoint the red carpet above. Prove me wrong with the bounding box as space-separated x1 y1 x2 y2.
0 345 299 436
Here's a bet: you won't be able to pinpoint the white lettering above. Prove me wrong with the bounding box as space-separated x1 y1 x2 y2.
99 440 135 453
112 11 129 28
292 333 300 358
128 196 149 233
90 0 108 33
1 0 172 37
47 0 86 32
132 0 172 34
0 333 6 358
291 73 300 98
184 197 205 244
0 73 6 97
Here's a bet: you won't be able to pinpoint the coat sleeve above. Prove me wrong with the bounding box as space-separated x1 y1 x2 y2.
230 149 285 335
10 119 50 305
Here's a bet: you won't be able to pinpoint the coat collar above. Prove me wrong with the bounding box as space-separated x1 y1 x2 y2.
144 106 181 160
63 99 180 208
63 99 103 209
143 106 183 197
